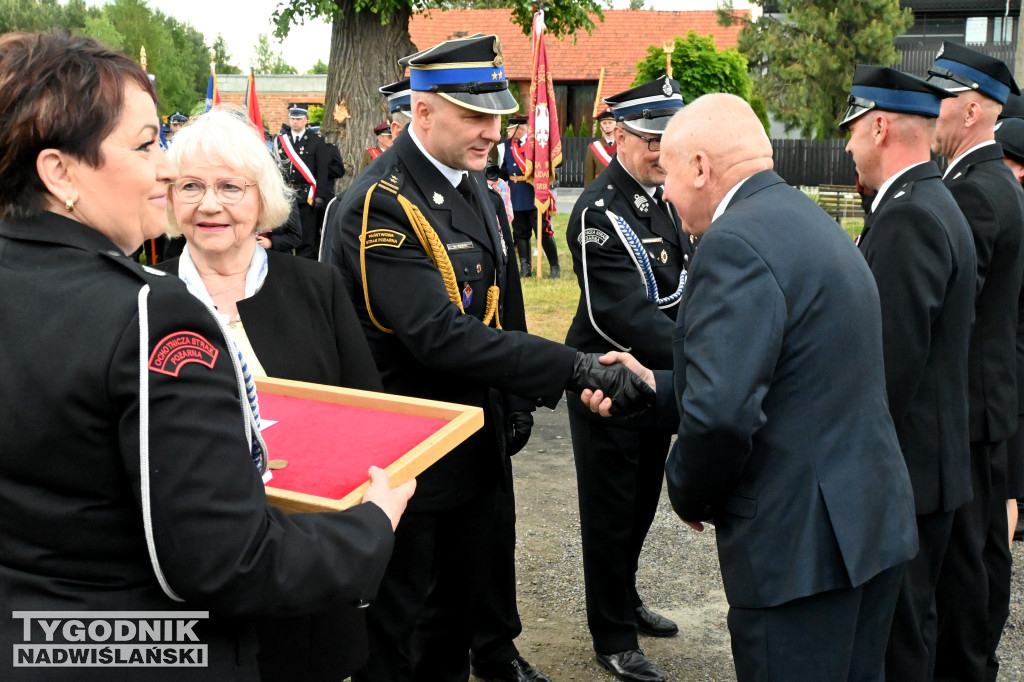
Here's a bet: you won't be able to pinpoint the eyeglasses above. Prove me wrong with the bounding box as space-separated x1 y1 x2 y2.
622 126 661 152
171 178 256 204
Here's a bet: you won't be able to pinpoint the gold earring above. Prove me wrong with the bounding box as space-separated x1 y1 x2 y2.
65 198 75 212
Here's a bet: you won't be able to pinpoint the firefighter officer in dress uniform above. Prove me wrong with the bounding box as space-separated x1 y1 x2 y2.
320 32 655 682
584 108 616 186
358 121 393 174
565 75 691 682
277 106 330 258
380 77 412 139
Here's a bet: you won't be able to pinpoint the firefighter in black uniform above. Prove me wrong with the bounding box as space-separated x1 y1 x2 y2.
277 106 330 258
321 33 654 682
564 75 690 682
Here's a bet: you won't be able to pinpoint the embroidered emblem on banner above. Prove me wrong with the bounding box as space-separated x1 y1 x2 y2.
578 227 610 246
633 194 649 213
149 332 219 377
365 229 407 249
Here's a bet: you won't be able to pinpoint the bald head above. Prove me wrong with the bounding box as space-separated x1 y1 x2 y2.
932 89 1001 160
661 94 773 235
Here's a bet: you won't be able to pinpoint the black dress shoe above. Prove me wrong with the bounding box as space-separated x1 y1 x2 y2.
635 605 678 637
549 265 560 279
595 649 666 682
472 655 551 682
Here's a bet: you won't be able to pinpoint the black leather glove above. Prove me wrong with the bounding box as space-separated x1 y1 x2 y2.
314 196 326 209
505 410 534 456
566 352 655 418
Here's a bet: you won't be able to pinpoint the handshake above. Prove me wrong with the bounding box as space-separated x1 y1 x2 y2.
566 351 656 418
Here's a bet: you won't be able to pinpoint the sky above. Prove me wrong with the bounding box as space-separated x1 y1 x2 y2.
140 0 753 74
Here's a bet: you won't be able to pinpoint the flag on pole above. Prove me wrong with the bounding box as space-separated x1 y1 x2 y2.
204 61 220 112
244 68 264 135
524 10 561 213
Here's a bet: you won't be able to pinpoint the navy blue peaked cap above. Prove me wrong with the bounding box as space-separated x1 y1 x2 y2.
840 65 955 130
603 75 684 134
379 78 411 114
926 41 1019 104
400 33 517 115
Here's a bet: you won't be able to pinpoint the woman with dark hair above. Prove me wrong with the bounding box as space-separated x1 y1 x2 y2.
0 31 414 680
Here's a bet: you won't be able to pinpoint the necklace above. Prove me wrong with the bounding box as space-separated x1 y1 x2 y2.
203 275 246 297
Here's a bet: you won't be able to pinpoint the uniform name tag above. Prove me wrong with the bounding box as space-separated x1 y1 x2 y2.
364 229 407 249
446 241 475 251
149 332 219 377
641 237 663 244
578 228 610 246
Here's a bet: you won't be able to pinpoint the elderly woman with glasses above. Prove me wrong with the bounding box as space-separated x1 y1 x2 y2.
0 32 413 680
158 108 389 680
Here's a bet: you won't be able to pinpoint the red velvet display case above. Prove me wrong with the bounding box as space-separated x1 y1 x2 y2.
256 377 484 513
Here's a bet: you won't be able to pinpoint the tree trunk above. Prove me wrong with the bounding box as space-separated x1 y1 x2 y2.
323 0 415 192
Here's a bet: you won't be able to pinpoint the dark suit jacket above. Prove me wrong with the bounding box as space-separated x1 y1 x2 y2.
664 170 918 609
0 213 394 680
944 143 1024 443
157 248 385 680
858 162 976 515
277 129 332 202
323 130 576 511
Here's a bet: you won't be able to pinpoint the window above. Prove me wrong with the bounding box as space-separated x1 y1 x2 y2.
993 16 1014 45
965 17 988 45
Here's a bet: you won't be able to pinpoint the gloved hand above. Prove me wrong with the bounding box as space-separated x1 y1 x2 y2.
505 411 534 456
314 196 326 209
566 351 655 418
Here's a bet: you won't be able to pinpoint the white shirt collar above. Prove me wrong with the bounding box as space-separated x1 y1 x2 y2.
944 139 997 179
409 126 465 188
177 243 268 323
871 161 929 213
712 176 752 223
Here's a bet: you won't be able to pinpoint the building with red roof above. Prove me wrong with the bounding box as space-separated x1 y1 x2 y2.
409 8 749 133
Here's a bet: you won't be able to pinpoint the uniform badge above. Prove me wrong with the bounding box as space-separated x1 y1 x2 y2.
660 249 668 264
996 121 1005 131
594 198 605 207
476 264 483 274
662 79 672 96
462 283 473 308
365 229 407 249
149 332 219 377
578 227 610 246
633 193 649 213
433 192 445 205
894 191 905 199
141 265 166 276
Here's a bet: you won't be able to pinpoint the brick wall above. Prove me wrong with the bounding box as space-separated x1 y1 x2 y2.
220 92 327 133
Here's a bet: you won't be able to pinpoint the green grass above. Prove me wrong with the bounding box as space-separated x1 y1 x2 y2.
520 212 580 343
841 217 864 241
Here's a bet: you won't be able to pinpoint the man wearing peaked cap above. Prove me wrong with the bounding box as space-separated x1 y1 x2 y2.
564 74 690 682
584 108 617 186
357 122 393 174
321 33 654 682
842 64 977 682
925 41 1024 682
277 105 331 258
380 77 412 138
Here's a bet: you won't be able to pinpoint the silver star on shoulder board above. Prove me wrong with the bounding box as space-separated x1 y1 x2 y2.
433 192 444 205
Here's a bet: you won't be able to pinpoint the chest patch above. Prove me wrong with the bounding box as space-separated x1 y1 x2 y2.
149 332 219 377
578 227 610 246
364 229 407 249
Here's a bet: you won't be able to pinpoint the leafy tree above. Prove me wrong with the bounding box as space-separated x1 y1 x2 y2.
628 0 646 9
307 103 325 125
271 0 605 189
634 31 766 132
306 58 330 74
254 33 298 75
719 0 911 138
82 15 126 51
213 34 243 75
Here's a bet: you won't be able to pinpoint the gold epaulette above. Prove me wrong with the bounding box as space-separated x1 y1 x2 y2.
359 181 501 333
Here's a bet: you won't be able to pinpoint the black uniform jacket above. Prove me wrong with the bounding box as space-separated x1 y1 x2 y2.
0 213 394 680
278 129 331 201
324 131 576 511
858 162 976 515
158 249 382 390
663 171 918 609
944 143 1024 443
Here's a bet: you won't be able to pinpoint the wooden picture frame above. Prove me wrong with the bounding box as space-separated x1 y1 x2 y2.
256 377 483 513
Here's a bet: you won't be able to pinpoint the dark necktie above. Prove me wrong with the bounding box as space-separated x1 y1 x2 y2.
457 174 484 224
653 187 674 224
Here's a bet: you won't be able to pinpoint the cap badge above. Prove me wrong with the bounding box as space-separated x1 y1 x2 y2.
433 191 445 205
662 80 672 97
634 193 650 213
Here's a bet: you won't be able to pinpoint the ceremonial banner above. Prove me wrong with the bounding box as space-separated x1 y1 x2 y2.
256 377 483 513
204 64 220 113
244 68 264 135
524 10 562 213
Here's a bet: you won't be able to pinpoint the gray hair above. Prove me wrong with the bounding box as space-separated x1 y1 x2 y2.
165 107 292 236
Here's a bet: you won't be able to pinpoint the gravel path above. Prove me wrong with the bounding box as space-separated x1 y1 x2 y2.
495 406 1024 681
